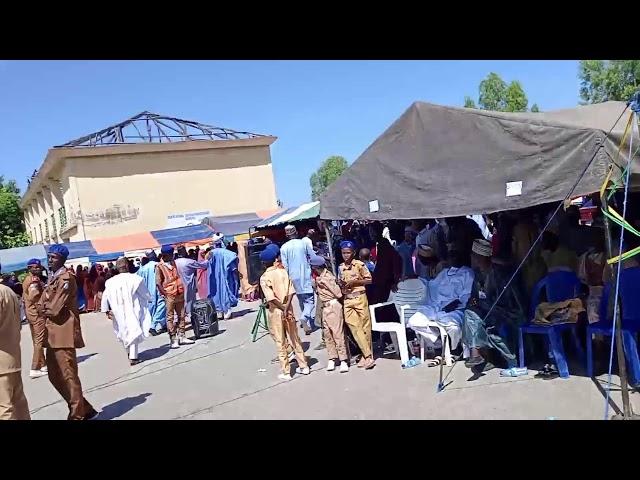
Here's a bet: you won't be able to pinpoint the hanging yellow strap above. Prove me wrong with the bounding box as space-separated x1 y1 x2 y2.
602 112 639 265
608 245 640 265
602 112 634 197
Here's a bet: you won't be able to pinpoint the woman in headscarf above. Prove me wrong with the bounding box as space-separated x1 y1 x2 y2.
84 265 98 312
75 265 87 312
197 248 209 300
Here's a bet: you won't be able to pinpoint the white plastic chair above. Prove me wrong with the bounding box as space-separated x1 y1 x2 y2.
369 301 411 368
415 323 454 367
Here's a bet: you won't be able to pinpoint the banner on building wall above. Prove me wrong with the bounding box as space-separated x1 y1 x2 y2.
166 210 211 228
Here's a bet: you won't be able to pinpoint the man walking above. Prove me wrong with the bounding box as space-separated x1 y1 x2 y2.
136 250 167 336
37 245 98 420
22 258 48 378
280 224 316 335
101 257 153 366
156 245 195 349
175 246 208 322
0 261 30 420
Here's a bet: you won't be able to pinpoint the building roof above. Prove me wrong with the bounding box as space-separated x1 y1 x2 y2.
21 112 276 206
56 111 267 148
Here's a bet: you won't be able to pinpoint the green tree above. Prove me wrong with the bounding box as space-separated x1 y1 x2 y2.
0 176 30 249
463 96 476 109
465 72 537 112
578 60 640 104
478 72 508 111
310 155 348 201
504 80 528 112
531 103 540 112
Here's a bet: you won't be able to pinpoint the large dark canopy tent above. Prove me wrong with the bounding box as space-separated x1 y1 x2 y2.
320 101 639 220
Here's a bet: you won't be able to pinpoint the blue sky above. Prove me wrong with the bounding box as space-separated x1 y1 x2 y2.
0 60 582 207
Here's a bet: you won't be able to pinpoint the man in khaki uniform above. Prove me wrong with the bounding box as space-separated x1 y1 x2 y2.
0 261 30 420
310 254 348 373
259 244 309 381
338 240 375 369
22 258 48 378
37 245 98 420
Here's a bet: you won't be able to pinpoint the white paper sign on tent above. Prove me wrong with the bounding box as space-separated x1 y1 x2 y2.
368 200 380 213
506 181 523 197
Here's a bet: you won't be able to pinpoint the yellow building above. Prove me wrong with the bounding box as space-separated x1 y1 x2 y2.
21 112 279 243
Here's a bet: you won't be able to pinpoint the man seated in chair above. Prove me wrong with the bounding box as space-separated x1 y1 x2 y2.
406 248 474 365
463 239 529 377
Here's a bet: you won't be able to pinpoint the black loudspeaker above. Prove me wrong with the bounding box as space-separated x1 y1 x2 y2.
246 242 270 285
190 299 219 339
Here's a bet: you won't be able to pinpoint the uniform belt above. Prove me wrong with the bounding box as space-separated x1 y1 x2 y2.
322 298 340 307
345 291 365 300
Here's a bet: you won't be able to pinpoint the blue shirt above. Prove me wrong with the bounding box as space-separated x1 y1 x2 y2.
280 238 314 294
396 242 415 278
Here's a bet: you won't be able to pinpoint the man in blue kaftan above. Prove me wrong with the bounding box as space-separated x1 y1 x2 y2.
136 251 167 335
207 241 240 320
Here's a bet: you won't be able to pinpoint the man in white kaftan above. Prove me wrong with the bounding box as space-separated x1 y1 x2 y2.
101 257 152 365
407 262 474 352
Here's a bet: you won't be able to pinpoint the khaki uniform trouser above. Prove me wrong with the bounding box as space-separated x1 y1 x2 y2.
268 309 308 375
322 300 348 362
344 294 373 359
165 295 186 337
28 317 47 371
47 348 96 420
0 372 30 420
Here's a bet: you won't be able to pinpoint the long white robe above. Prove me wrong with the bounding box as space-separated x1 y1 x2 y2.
101 273 152 349
408 266 474 350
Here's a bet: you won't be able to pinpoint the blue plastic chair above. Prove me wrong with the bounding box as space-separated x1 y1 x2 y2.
518 271 584 378
586 266 640 385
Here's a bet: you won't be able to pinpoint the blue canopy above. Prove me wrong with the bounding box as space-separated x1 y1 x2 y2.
0 244 47 273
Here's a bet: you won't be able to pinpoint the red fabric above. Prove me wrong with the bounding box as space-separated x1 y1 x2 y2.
84 278 95 312
196 251 209 300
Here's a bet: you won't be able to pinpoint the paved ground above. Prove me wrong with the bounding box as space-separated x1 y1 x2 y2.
20 301 640 420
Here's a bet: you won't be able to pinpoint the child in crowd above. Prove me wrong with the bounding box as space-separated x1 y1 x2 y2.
359 248 375 273
340 241 375 369
310 253 349 373
259 244 309 380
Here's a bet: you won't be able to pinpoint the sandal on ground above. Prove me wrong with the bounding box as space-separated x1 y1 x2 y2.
427 356 443 367
500 367 528 377
465 356 485 368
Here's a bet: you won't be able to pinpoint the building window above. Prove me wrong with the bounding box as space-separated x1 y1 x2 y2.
39 224 43 242
33 228 37 243
51 213 57 237
44 219 49 240
59 207 67 229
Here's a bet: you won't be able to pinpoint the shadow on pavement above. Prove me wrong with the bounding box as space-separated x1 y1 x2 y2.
592 377 623 416
139 345 171 362
77 353 98 364
99 393 152 420
231 308 256 318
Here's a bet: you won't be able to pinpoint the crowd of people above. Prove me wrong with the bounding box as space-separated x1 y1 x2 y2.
2 194 640 419
0 233 243 419
258 199 640 382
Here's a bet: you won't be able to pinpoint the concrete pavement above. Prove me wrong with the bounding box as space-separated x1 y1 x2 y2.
19 301 640 420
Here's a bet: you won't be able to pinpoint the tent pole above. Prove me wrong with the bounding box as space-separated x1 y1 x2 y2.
601 178 634 419
323 221 337 276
